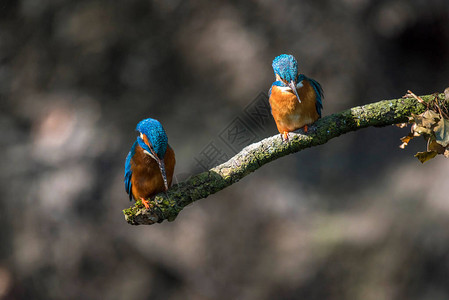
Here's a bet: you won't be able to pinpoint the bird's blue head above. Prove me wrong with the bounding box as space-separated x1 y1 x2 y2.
136 118 168 160
272 54 298 83
272 54 301 103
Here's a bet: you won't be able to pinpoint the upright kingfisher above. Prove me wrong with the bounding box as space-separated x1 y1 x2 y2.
124 118 176 209
269 54 323 141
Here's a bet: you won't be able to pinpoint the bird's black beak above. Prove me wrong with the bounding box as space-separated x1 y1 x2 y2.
142 135 169 191
158 159 169 191
289 80 301 103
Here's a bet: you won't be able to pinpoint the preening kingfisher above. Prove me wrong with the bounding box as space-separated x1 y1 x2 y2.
124 118 176 209
269 54 324 141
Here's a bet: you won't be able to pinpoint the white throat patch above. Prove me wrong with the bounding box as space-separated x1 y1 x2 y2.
143 149 157 161
278 86 292 92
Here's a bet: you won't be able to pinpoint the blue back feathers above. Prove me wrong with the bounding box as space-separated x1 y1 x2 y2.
297 74 324 117
124 140 137 199
272 54 298 83
136 118 168 160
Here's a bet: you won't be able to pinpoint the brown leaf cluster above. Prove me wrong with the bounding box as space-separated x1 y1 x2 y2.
399 91 449 163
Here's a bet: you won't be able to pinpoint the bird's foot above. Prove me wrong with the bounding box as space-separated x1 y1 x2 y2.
140 197 151 209
303 125 308 133
282 131 289 142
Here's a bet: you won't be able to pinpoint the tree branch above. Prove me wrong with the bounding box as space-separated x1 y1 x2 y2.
124 93 440 225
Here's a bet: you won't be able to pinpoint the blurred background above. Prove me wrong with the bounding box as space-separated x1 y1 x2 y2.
1 0 449 299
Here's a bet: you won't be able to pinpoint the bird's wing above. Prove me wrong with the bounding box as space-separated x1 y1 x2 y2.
124 140 137 200
298 74 324 117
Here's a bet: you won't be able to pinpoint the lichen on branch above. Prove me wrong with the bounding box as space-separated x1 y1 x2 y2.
124 93 441 226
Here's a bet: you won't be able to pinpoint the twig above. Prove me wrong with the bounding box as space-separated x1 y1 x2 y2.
406 90 426 104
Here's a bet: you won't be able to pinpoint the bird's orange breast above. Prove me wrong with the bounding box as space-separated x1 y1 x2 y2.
269 79 320 133
131 145 175 200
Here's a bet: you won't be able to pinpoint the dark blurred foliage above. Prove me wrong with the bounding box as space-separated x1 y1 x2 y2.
1 0 449 299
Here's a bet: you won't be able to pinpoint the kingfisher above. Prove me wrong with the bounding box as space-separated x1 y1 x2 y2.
269 54 323 141
124 118 176 209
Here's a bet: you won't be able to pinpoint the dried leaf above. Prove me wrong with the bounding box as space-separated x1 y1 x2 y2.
399 133 414 149
434 118 449 147
428 139 446 154
422 109 440 119
415 151 438 163
395 123 408 128
410 113 422 124
413 125 432 135
398 93 449 162
400 135 413 144
410 124 422 136
421 110 440 128
444 87 449 104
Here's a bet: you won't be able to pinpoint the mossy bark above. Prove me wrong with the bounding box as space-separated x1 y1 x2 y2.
124 94 440 225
